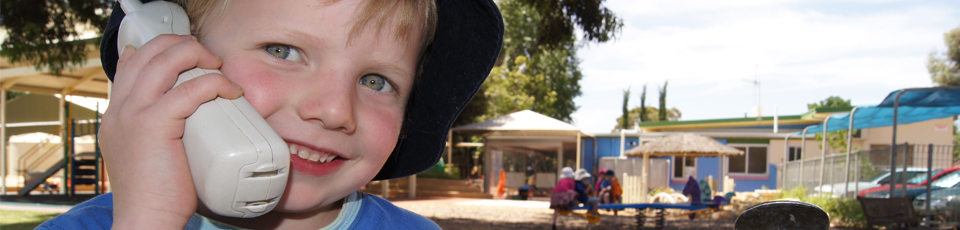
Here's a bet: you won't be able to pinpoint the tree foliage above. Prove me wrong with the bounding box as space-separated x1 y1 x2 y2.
639 84 649 122
927 26 960 86
613 106 681 131
518 0 623 50
457 0 618 125
808 96 855 153
1 0 113 75
807 96 851 110
620 88 630 130
658 81 668 121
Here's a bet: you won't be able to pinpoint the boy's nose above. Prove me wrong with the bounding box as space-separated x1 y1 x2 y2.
298 77 357 134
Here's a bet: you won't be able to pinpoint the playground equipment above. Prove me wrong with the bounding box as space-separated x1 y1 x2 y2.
557 209 601 225
16 117 103 197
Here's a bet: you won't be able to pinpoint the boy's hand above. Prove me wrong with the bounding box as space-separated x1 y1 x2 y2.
99 34 243 229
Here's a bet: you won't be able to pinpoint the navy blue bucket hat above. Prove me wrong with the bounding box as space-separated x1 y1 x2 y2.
99 0 504 180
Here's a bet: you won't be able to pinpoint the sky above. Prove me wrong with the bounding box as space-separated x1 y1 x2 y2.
570 0 960 134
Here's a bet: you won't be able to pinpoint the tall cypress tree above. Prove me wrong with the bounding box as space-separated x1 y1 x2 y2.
620 88 630 130
658 81 668 121
639 84 648 122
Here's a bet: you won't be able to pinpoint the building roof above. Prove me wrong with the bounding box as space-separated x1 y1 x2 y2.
634 107 854 132
1 40 109 99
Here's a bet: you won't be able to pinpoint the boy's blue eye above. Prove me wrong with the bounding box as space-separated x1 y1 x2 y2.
264 44 302 62
359 74 394 93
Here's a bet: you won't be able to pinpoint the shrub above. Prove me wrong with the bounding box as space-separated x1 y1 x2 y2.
773 185 866 228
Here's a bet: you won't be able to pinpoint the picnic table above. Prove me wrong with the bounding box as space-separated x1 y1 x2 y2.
572 203 711 229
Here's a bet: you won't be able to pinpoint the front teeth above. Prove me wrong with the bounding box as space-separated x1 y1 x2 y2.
289 144 337 163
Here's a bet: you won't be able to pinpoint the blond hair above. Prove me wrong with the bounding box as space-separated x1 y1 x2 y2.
175 0 437 69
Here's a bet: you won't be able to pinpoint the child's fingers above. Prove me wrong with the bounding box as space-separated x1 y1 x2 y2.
112 34 197 101
150 73 243 120
128 37 223 104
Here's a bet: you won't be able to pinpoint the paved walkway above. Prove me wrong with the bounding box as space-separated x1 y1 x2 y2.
0 201 73 213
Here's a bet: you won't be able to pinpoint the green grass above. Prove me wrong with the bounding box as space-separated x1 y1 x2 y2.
1 210 61 230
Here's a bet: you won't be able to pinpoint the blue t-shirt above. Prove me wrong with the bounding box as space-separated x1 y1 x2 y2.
599 179 612 189
37 191 439 230
574 181 589 204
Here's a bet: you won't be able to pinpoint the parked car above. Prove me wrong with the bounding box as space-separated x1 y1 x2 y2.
859 167 958 197
814 167 929 197
913 187 960 226
863 169 960 199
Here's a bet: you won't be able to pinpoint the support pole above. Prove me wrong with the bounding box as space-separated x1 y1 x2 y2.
60 95 67 195
576 132 581 169
818 117 830 193
409 175 417 198
844 107 857 198
447 130 453 166
925 144 934 227
799 127 810 189
783 135 790 189
1 88 6 194
900 142 909 197
641 153 649 203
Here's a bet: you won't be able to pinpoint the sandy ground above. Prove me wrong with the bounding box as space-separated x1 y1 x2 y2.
392 198 735 230
1 194 736 229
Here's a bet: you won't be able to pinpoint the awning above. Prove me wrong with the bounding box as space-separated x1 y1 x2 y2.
452 110 585 136
796 88 960 134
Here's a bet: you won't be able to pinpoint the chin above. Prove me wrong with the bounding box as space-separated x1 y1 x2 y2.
271 172 356 212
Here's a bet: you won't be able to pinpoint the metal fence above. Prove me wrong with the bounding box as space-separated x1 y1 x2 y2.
779 143 960 226
778 144 955 197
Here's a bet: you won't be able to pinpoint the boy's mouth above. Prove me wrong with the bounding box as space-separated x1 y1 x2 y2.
289 143 339 163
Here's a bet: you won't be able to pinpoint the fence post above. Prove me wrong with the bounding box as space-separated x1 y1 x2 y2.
924 143 934 227
900 142 910 197
889 143 897 197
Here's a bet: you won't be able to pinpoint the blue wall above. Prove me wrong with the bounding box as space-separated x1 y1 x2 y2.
581 136 640 174
584 136 779 193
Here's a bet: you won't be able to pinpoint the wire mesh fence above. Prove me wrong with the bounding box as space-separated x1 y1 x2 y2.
779 144 955 197
779 143 960 227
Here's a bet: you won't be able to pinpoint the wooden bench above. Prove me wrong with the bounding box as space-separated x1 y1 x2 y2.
857 196 918 229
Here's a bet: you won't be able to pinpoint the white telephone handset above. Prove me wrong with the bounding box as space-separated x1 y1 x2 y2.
116 0 289 218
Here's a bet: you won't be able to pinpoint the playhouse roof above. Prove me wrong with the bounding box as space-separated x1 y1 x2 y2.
624 132 744 158
452 110 585 136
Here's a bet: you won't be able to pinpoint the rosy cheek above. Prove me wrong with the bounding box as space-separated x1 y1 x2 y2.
220 59 286 117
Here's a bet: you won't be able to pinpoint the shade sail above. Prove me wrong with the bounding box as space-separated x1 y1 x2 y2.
624 133 744 157
452 110 582 136
878 88 960 107
797 88 960 134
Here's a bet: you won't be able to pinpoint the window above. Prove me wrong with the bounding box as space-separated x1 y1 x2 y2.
729 145 768 175
787 147 802 162
673 156 696 179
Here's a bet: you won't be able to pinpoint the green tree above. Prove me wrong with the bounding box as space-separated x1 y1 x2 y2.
807 96 851 110
639 84 649 122
658 81 668 121
619 88 630 130
518 0 623 50
458 0 617 124
808 96 855 153
928 26 960 86
612 106 682 131
1 0 113 75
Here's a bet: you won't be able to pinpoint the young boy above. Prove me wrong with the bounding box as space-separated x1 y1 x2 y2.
38 0 503 229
